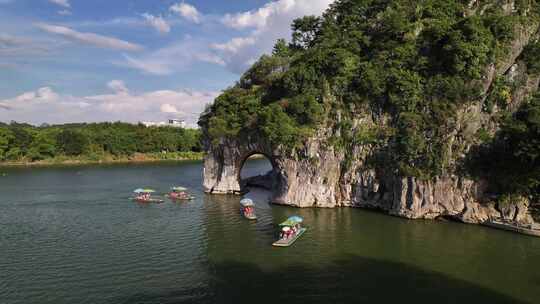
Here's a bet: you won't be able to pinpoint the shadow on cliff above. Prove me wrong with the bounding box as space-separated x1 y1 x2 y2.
114 255 527 304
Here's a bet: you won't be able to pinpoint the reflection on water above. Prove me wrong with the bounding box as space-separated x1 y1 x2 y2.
1 160 540 304
118 255 529 304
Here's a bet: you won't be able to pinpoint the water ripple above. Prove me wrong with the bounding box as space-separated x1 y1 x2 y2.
1 162 540 304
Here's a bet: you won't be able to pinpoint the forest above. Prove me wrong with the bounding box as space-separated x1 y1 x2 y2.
0 122 202 163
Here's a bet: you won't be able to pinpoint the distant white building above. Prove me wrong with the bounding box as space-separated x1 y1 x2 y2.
141 119 186 128
167 119 186 128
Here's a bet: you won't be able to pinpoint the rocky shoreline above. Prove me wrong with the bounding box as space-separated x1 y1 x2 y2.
242 175 540 238
202 135 535 223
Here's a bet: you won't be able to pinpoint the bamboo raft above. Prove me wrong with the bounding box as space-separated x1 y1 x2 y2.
132 198 164 204
167 194 195 201
272 228 307 247
243 212 257 220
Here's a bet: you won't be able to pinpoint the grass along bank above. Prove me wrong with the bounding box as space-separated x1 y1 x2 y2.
0 151 204 167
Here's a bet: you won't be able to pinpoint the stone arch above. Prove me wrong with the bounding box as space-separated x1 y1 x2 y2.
201 135 343 207
202 138 284 196
238 151 276 192
201 136 344 207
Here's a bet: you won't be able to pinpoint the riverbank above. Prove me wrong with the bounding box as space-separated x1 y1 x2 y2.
0 152 204 167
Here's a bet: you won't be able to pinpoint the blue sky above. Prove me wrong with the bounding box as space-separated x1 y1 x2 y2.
0 0 333 125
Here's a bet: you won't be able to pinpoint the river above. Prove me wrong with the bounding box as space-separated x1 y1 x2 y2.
1 160 539 303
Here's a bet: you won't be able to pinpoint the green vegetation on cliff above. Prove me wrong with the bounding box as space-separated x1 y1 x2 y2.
467 92 540 203
0 122 202 164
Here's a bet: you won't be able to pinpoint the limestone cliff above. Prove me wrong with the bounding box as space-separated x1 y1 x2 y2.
200 0 540 225
201 133 532 224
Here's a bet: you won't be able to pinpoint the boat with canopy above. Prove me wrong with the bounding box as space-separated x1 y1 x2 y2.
132 188 164 203
272 216 306 247
240 198 257 220
167 186 195 201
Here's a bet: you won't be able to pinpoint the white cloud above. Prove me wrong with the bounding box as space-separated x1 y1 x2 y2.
31 87 59 102
211 37 256 53
0 33 51 57
0 33 28 48
49 0 70 8
85 83 218 126
0 33 62 70
121 54 173 75
0 87 90 122
117 37 224 75
70 17 141 28
107 80 129 94
142 13 171 34
35 23 143 51
0 62 18 69
213 0 333 73
160 103 178 113
0 83 218 126
58 10 72 16
170 2 201 23
221 0 292 30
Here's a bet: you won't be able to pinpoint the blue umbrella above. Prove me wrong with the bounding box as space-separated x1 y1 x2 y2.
288 216 303 223
133 188 145 194
240 198 254 206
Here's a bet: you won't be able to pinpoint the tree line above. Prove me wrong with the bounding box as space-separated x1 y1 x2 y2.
0 122 202 162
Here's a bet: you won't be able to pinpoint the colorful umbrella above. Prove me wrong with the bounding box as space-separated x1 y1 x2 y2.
171 186 188 192
288 216 303 223
134 188 155 193
240 198 254 206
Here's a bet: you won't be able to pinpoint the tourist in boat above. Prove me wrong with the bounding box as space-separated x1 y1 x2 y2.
273 216 306 247
243 206 253 217
169 186 192 200
132 188 163 203
240 198 257 220
140 192 151 201
282 226 291 239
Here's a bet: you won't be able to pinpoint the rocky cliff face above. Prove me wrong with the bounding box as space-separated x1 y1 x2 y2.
202 137 533 224
201 1 539 226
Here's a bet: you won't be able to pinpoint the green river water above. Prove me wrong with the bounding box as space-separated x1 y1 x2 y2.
1 159 539 303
